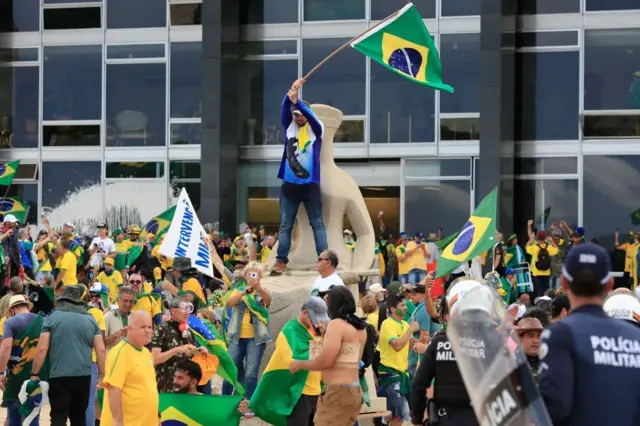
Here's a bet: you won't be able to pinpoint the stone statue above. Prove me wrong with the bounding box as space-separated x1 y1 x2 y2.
268 104 375 272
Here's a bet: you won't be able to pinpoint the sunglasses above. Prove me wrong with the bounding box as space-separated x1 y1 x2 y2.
317 257 329 262
129 279 142 284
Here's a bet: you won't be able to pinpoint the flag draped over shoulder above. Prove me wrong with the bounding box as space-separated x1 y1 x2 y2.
159 393 243 426
188 315 244 395
435 187 498 277
350 3 453 93
250 319 313 426
0 196 29 223
127 206 176 267
0 160 20 186
230 279 269 325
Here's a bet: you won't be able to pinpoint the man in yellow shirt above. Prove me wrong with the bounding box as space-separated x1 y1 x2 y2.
378 294 419 426
394 234 411 284
129 273 163 327
35 230 55 281
87 288 107 426
113 229 131 274
54 238 78 289
405 232 429 285
97 258 124 305
259 235 275 265
526 226 559 298
101 311 158 426
615 230 637 289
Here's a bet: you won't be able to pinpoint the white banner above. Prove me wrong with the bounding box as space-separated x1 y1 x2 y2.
159 188 214 277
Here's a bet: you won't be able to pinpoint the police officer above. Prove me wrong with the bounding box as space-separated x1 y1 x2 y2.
603 288 640 328
410 279 482 426
539 243 640 426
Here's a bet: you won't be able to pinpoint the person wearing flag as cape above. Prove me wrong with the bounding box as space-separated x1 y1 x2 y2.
0 295 45 426
223 261 272 409
250 296 329 426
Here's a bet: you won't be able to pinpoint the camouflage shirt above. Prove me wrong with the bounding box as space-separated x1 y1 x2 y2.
151 320 194 393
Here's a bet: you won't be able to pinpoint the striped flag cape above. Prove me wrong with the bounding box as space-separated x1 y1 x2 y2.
249 319 313 426
188 315 244 395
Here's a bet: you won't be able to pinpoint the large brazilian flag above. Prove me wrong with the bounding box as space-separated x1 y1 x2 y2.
350 3 453 93
159 393 243 425
249 319 314 426
127 205 176 267
436 187 498 277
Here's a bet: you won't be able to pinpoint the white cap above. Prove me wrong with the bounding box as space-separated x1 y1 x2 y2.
89 282 103 293
604 292 640 325
446 279 491 316
64 222 74 229
343 229 353 236
368 283 384 294
3 214 17 223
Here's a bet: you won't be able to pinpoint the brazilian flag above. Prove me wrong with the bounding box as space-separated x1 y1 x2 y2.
0 196 29 223
0 160 20 186
632 208 640 226
127 206 176 267
435 187 498 277
350 3 453 93
159 393 243 425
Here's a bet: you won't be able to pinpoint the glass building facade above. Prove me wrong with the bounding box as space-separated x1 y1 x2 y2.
1 0 640 260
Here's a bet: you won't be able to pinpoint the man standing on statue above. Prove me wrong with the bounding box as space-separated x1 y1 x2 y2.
272 78 327 275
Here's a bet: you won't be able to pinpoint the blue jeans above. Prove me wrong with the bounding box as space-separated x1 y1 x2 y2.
408 268 427 285
277 183 328 263
381 381 410 421
7 400 39 426
222 338 266 399
550 275 561 290
398 274 408 284
86 363 98 426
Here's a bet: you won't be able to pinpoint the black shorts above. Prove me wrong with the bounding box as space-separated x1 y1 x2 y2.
287 394 318 426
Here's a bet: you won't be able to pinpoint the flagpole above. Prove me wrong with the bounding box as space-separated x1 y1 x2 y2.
302 7 404 81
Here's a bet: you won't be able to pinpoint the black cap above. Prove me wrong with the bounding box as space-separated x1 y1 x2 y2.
551 294 570 317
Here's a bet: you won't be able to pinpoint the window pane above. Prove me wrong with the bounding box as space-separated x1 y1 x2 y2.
107 0 166 29
43 45 102 121
5 184 38 225
441 0 480 17
240 59 298 146
404 180 470 235
170 123 201 145
0 66 39 148
44 0 100 3
42 161 101 227
584 156 640 250
516 31 578 48
370 55 435 143
0 0 40 32
440 34 480 113
514 179 578 238
107 44 165 59
43 7 101 30
43 125 100 147
170 161 200 180
515 157 578 175
303 0 364 21
241 40 297 56
518 0 580 14
107 63 166 147
0 48 38 62
583 115 640 138
371 0 435 19
405 159 470 177
106 162 165 178
170 3 201 25
14 163 38 180
440 118 479 141
586 0 639 12
171 182 200 211
240 0 298 24
335 119 364 143
303 39 365 115
170 42 202 118
585 29 640 110
516 52 579 140
105 181 168 231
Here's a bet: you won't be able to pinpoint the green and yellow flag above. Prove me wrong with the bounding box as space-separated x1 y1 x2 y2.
350 3 453 93
0 196 29 223
159 393 243 425
435 231 460 251
0 160 20 186
435 187 498 277
249 319 314 426
127 206 176 267
631 208 640 226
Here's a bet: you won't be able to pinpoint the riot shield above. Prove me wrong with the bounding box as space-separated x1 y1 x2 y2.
446 285 552 426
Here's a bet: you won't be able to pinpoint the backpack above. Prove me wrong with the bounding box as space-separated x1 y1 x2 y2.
360 322 377 377
535 244 551 271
